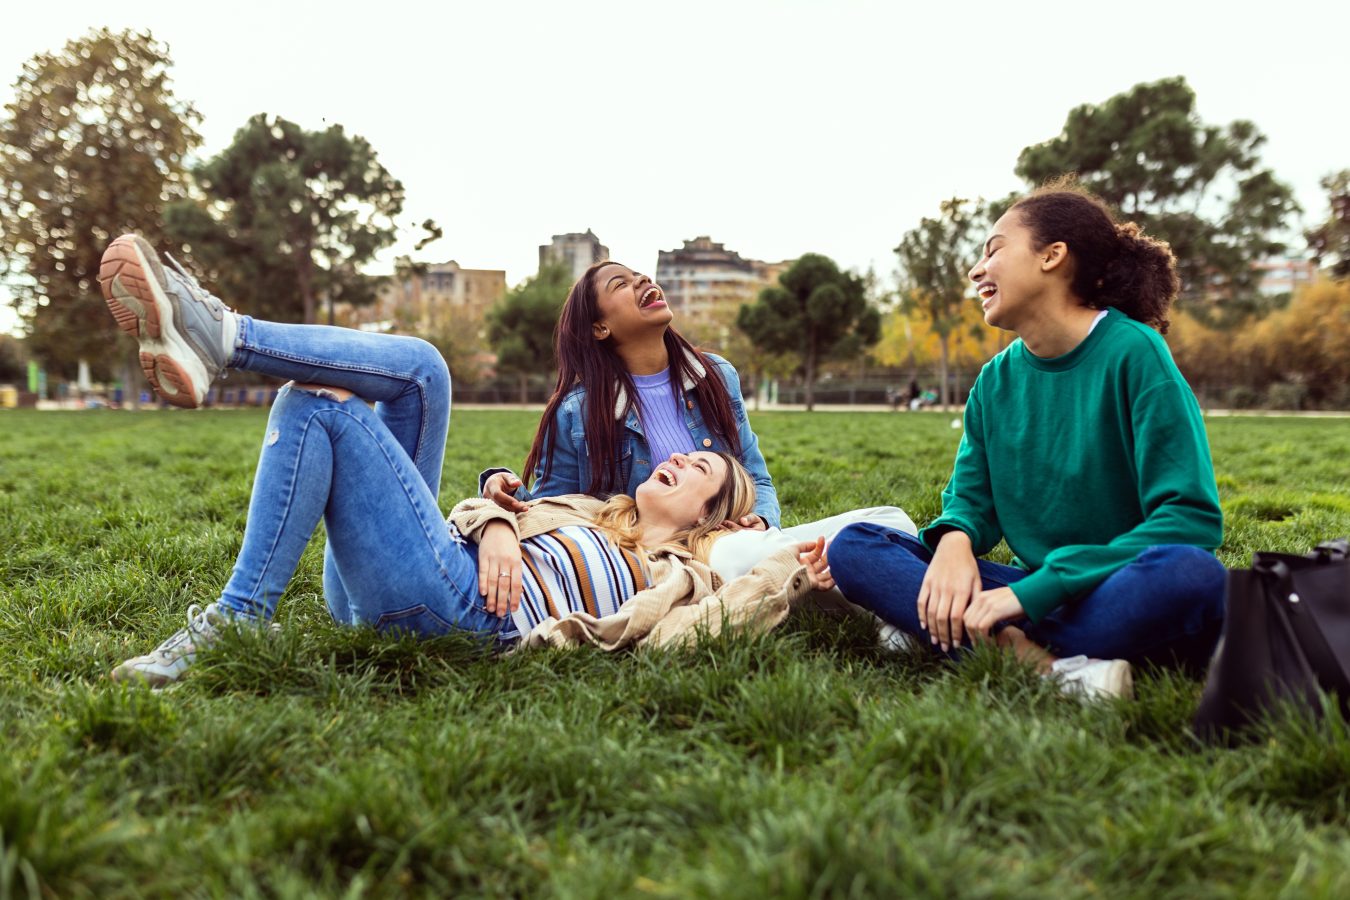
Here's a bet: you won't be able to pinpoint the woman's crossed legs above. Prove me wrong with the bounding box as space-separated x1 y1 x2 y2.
828 523 1225 673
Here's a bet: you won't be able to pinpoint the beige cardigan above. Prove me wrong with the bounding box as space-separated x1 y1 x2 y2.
448 495 811 651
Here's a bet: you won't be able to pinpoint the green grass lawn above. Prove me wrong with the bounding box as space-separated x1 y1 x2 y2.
2 408 1349 897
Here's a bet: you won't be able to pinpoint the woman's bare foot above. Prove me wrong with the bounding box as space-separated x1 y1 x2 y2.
995 625 1056 673
996 625 1133 700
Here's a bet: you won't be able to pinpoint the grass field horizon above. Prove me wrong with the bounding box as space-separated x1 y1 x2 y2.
2 408 1349 897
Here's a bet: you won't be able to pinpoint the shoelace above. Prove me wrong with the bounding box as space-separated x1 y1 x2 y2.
164 253 236 315
1050 654 1090 674
163 253 235 380
154 603 214 660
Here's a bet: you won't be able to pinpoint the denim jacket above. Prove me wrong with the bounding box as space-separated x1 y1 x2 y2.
478 351 780 527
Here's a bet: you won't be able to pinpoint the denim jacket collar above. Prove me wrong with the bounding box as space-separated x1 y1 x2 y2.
612 348 707 419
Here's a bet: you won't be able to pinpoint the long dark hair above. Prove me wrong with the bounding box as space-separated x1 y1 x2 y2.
523 261 744 495
1012 177 1180 332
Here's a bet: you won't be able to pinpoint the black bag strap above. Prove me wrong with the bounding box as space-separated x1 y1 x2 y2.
1253 546 1350 695
1312 538 1349 563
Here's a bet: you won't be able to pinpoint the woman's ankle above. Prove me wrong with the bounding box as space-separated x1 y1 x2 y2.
996 625 1055 673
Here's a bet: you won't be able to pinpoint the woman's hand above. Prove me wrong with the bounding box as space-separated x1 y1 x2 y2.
796 536 834 591
963 587 1025 643
477 521 523 616
917 530 982 652
720 513 769 532
483 472 529 513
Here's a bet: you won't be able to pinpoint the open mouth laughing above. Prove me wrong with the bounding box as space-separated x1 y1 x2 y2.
639 286 666 309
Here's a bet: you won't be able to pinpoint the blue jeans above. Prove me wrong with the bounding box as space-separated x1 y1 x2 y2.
214 316 503 639
829 524 1225 670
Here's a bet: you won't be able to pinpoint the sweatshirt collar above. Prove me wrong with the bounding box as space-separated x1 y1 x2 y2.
1017 307 1122 372
613 348 706 418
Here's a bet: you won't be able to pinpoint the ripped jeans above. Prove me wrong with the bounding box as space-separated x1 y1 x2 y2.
214 316 504 639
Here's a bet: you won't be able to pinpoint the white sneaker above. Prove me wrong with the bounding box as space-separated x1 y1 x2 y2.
878 622 921 654
1047 655 1134 700
111 603 268 687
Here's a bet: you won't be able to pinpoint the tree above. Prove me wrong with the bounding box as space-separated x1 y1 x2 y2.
1246 279 1350 406
872 299 1005 381
736 253 880 411
1015 77 1298 320
894 198 985 409
164 113 403 324
682 300 794 410
1307 170 1350 280
0 28 200 375
486 265 572 403
0 334 28 384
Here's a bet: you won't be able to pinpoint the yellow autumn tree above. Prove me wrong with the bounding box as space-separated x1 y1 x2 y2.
872 297 1009 381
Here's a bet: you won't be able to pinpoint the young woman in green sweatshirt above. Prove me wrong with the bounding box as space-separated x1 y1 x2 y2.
829 181 1226 699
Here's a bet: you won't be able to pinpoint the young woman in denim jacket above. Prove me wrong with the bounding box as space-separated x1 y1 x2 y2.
480 260 779 528
480 260 918 590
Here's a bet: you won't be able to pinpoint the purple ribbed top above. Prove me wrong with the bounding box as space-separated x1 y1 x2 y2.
632 368 695 466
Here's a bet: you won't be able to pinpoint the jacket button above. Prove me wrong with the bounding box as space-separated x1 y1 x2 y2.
701 438 712 448
686 400 694 409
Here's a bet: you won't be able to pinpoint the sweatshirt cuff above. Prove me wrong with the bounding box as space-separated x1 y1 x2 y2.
477 467 515 497
918 518 975 554
1008 568 1068 623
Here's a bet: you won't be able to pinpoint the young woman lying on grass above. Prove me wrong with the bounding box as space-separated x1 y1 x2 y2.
478 259 917 594
97 235 833 686
830 180 1227 699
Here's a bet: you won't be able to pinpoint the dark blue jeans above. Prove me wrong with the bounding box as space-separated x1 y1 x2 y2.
829 524 1226 670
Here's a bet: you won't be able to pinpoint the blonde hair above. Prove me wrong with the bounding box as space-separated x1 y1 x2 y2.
592 452 757 560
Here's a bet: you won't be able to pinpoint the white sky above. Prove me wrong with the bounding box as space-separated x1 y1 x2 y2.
3 0 1348 336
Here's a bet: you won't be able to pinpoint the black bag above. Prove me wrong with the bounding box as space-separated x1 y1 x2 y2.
1194 538 1350 740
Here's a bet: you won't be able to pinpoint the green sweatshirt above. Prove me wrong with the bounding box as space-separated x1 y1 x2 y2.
919 308 1223 622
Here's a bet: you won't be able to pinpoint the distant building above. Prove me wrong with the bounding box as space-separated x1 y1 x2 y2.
344 259 506 336
540 229 609 281
1255 254 1318 297
655 236 793 320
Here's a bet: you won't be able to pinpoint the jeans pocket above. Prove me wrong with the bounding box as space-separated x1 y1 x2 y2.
374 603 455 637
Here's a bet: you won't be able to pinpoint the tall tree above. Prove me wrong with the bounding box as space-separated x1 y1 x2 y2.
736 253 880 411
1015 77 1298 319
0 28 200 374
894 198 984 409
681 300 794 411
1306 170 1350 280
486 265 571 403
165 113 403 324
0 334 27 384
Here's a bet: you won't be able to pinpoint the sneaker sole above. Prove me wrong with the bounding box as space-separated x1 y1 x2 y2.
98 235 209 408
109 662 181 688
1104 660 1135 700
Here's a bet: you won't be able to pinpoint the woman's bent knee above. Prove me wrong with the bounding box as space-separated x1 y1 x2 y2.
291 382 355 402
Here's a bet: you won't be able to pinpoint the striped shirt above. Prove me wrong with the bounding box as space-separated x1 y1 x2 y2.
500 525 653 640
632 368 695 466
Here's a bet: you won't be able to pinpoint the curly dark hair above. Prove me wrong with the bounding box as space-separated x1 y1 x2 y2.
1011 176 1179 333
